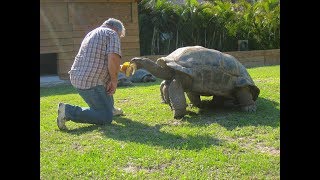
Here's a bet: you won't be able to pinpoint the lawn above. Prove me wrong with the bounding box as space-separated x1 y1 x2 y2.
40 65 280 179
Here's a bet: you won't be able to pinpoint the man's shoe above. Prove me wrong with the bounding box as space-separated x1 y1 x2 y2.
57 103 68 130
113 107 123 116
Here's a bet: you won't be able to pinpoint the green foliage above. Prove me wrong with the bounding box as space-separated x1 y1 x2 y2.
138 0 280 55
40 65 280 179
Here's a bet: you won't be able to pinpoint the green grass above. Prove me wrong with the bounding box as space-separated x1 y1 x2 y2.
40 65 280 179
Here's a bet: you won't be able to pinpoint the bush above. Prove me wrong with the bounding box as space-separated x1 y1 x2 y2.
138 0 280 55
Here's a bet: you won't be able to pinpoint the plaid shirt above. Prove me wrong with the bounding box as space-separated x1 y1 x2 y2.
69 26 122 89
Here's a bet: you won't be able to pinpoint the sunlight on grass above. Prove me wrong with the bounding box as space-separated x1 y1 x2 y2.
40 65 280 179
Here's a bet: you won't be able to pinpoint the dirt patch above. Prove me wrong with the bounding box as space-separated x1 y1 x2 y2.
123 162 171 173
226 137 280 155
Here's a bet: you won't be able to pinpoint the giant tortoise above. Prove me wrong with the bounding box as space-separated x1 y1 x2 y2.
130 46 260 119
117 69 156 87
117 72 133 87
128 69 156 83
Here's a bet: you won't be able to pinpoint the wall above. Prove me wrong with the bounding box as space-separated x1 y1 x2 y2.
40 0 140 79
225 49 280 67
141 49 280 68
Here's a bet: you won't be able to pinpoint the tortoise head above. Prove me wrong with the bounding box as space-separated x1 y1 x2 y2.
130 57 150 69
130 56 174 80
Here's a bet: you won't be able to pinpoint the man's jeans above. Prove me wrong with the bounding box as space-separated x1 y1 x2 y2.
64 85 114 125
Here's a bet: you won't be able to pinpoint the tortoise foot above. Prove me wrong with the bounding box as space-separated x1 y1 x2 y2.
241 103 257 112
173 109 186 119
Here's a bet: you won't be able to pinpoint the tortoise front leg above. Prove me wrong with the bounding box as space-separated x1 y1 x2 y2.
186 92 201 107
235 87 257 112
169 79 187 119
160 80 166 103
160 80 171 106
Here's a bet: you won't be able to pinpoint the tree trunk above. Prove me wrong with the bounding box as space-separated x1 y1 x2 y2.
176 29 179 49
157 33 160 54
167 39 171 54
219 33 222 50
212 30 216 48
204 28 207 47
151 27 156 55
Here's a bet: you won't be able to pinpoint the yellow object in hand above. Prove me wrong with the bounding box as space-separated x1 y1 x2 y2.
120 62 137 77
125 63 137 77
120 62 130 72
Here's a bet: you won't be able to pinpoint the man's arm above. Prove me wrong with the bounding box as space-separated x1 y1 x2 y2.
107 53 121 95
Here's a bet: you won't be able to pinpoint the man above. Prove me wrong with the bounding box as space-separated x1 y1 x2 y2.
56 18 126 130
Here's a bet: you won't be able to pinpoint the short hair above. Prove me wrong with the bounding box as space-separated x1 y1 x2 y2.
102 18 126 37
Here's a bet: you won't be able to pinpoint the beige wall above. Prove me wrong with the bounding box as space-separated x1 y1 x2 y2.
141 49 280 68
225 49 280 67
40 0 140 79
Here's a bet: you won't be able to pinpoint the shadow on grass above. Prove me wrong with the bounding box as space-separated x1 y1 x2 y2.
183 97 280 130
61 97 277 150
67 117 224 151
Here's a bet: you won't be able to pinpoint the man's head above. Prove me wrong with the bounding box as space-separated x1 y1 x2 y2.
102 18 126 37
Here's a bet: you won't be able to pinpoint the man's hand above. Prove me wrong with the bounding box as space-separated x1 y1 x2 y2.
106 80 117 95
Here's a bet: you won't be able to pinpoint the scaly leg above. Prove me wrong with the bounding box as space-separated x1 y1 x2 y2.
169 79 187 119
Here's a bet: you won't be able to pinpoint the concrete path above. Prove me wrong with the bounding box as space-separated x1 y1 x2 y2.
40 75 71 87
